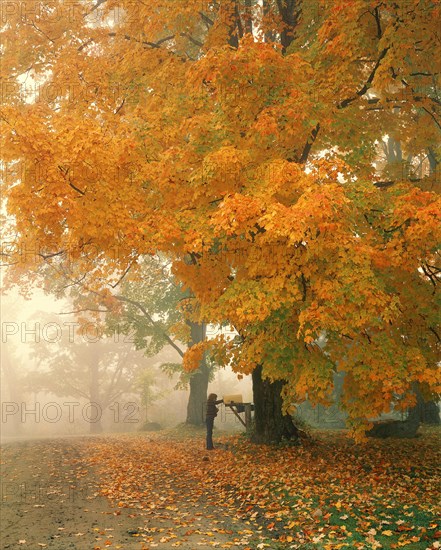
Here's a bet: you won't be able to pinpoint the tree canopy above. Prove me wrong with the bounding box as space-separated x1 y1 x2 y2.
1 0 440 438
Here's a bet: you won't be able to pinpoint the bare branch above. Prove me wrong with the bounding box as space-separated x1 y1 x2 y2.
199 11 214 27
109 261 136 289
338 48 389 109
298 123 320 164
180 33 203 48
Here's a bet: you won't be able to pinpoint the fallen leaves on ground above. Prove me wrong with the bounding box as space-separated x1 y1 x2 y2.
82 428 440 549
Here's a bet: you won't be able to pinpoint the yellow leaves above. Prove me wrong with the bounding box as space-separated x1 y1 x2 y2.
169 322 191 345
210 193 263 236
194 146 249 197
75 429 440 549
253 111 280 138
182 342 206 372
382 187 441 271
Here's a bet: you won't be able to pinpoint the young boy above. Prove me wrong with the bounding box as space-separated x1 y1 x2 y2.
205 393 223 450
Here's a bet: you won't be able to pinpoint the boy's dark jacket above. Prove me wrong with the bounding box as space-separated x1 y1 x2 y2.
206 399 223 419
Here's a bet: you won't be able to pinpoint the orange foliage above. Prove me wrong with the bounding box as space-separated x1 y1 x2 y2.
1 0 439 434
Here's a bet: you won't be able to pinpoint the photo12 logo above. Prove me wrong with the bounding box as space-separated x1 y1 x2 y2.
1 401 141 425
0 79 146 107
1 321 135 344
0 239 125 266
0 1 85 24
1 481 93 504
0 1 139 25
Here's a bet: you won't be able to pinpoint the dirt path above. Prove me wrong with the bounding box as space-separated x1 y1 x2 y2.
0 436 263 550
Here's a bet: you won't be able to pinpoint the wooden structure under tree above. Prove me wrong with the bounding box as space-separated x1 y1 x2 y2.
223 394 254 431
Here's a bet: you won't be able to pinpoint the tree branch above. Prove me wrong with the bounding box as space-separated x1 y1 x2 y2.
199 11 214 27
109 261 136 289
422 106 441 131
338 48 389 109
180 33 203 48
298 123 320 164
429 327 441 343
115 295 185 358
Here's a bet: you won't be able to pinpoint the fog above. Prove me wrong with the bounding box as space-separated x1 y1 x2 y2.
0 289 253 443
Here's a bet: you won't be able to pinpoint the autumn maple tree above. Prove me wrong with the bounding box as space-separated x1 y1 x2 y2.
1 0 440 441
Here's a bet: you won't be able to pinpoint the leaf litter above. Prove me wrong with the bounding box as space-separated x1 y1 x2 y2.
82 428 440 549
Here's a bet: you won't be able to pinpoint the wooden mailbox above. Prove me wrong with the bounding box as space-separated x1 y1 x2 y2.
222 394 254 430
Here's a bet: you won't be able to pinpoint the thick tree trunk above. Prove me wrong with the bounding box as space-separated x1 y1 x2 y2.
251 364 299 444
367 383 440 438
186 322 210 426
414 384 440 425
367 404 420 438
419 401 441 424
279 0 299 53
186 364 210 425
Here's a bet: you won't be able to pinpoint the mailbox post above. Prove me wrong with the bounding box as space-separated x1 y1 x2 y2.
223 394 254 430
244 403 252 434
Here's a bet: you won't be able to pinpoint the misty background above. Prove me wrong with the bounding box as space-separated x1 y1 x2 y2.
1 289 253 442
